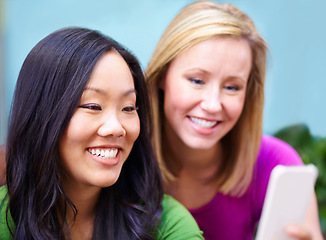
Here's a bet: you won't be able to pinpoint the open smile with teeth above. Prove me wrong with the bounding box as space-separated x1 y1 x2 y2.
88 148 119 159
189 116 219 128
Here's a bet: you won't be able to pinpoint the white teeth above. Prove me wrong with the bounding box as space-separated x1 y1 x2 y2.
96 149 100 156
190 117 217 128
106 149 118 158
105 150 110 158
89 148 118 159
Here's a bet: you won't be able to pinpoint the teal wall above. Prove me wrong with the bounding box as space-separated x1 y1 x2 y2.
1 0 326 143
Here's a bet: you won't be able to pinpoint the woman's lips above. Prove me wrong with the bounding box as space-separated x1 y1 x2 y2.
189 116 220 128
88 147 119 159
87 147 121 166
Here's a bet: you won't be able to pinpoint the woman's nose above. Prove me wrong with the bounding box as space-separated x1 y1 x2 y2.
97 114 126 138
200 88 222 113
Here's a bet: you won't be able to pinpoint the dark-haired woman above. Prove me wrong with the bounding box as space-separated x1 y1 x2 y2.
0 27 203 240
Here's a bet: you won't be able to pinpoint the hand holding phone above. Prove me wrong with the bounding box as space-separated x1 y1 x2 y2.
255 164 318 240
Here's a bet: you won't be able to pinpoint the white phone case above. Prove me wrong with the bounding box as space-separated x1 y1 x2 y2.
255 164 318 240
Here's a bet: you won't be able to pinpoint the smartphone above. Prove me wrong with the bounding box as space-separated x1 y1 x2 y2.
255 164 318 240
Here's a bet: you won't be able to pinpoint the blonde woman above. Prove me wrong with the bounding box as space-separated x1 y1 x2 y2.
146 1 323 239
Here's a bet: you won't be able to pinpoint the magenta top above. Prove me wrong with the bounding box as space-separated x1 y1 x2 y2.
188 135 303 240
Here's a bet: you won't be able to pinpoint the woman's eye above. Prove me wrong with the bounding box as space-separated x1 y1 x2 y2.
224 85 240 91
122 106 138 112
188 78 204 85
79 104 102 111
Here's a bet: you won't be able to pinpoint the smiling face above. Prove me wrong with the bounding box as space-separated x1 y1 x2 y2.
59 51 140 190
163 38 252 150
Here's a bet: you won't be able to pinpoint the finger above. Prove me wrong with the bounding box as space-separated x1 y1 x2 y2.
285 224 312 240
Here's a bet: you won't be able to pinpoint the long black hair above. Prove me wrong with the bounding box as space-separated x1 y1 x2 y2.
6 27 163 239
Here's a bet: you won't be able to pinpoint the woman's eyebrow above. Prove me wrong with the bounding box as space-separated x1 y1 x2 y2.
83 87 137 97
124 89 137 97
84 86 107 96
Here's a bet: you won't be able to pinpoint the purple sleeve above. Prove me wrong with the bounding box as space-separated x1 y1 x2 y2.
251 135 303 224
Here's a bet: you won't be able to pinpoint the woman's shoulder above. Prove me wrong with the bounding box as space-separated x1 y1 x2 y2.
0 185 15 239
255 135 303 185
0 185 7 197
0 185 8 208
258 135 303 166
157 194 204 240
250 136 304 223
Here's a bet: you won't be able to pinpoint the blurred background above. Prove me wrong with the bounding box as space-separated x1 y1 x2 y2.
1 0 326 143
0 0 325 234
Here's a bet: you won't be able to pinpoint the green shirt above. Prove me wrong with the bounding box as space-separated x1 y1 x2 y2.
0 186 203 239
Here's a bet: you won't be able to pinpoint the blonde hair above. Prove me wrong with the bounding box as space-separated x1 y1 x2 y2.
146 0 268 196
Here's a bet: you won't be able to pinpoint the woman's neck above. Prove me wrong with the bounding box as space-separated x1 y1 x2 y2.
163 125 223 209
163 122 222 177
61 180 101 239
